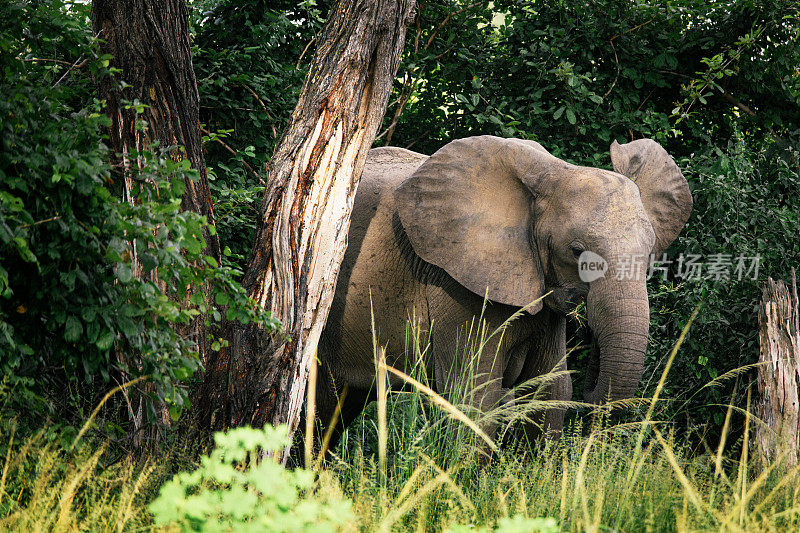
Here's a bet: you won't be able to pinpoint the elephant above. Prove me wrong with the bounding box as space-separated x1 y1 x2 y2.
313 135 692 447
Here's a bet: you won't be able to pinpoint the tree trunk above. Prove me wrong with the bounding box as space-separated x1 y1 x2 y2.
195 0 415 461
91 0 219 444
754 269 800 469
91 0 218 259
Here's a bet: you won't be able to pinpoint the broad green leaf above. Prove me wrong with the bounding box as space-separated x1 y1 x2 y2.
115 262 132 284
96 329 115 351
64 316 82 342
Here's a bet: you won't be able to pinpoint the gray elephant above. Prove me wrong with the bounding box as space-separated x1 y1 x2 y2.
314 135 692 445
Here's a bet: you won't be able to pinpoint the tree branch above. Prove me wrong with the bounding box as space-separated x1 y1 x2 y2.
200 126 264 184
237 83 278 138
722 91 755 116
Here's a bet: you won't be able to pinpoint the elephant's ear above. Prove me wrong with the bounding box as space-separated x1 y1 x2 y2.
395 136 560 312
610 139 693 257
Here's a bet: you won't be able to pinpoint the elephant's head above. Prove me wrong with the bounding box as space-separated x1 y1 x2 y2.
395 135 692 404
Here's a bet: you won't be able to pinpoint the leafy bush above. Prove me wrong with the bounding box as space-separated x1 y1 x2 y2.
384 0 799 159
643 125 800 435
0 0 279 426
150 425 354 531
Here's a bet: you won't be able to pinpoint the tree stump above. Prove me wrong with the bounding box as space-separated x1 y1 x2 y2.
754 269 800 468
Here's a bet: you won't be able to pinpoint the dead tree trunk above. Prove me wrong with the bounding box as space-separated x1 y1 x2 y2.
754 269 800 468
196 0 414 459
92 0 219 443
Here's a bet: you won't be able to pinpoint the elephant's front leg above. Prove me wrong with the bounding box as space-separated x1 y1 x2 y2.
515 309 571 441
432 325 507 444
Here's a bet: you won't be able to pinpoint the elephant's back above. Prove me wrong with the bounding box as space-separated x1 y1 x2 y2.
347 147 428 265
363 146 428 190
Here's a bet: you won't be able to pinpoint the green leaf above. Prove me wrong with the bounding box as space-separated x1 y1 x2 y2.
81 306 97 322
168 403 182 422
553 106 565 120
118 317 138 337
115 262 132 283
64 316 82 342
183 236 202 255
140 252 159 271
566 107 576 125
96 329 115 351
215 291 230 306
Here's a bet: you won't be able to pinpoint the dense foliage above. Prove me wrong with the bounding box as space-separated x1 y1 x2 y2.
0 1 278 430
1 0 800 530
192 0 325 260
1 0 799 459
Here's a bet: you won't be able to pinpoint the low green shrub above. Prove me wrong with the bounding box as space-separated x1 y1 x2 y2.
150 425 354 532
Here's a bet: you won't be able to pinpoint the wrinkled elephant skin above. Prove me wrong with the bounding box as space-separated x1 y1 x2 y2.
314 135 692 448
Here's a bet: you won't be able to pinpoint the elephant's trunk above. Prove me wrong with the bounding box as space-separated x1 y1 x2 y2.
583 276 649 404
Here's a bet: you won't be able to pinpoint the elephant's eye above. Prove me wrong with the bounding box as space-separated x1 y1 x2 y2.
570 245 584 259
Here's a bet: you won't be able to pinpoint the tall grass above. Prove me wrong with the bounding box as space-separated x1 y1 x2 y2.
320 309 800 532
0 426 157 531
2 307 799 531
0 376 167 531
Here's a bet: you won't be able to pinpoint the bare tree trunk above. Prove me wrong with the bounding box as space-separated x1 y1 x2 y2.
92 0 219 445
195 0 415 461
754 269 800 469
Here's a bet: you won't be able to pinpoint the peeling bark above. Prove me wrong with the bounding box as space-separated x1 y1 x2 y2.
195 0 415 461
754 270 800 469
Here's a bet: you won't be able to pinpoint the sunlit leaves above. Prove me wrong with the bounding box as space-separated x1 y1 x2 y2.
150 425 354 531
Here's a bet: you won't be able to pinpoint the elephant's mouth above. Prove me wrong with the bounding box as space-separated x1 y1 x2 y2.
546 286 588 314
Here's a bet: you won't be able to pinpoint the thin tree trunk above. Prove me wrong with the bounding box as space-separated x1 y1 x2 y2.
754 269 800 469
92 0 219 445
195 0 414 461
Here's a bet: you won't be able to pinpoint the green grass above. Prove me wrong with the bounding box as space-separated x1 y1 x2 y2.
1 310 798 531
327 418 800 532
321 308 800 531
